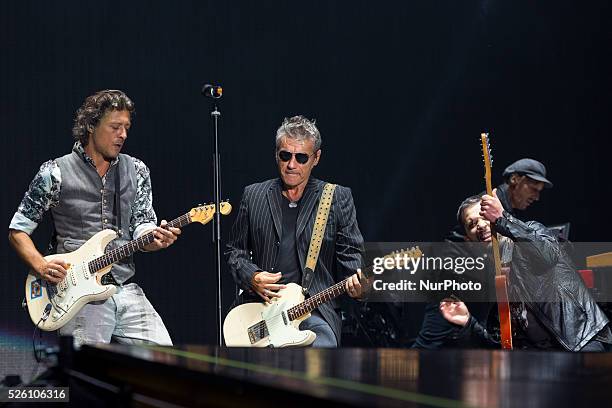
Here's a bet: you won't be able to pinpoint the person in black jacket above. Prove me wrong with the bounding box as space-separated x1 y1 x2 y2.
225 115 364 347
446 158 552 242
439 192 612 351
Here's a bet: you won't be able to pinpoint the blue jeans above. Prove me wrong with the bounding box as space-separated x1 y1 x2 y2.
59 283 172 348
299 311 338 347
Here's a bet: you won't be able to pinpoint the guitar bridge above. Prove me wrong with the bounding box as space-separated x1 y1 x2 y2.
247 320 269 344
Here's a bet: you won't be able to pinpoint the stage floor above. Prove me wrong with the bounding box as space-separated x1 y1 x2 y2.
68 344 612 407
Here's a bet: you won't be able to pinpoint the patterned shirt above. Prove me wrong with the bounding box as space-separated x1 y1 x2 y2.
9 142 157 239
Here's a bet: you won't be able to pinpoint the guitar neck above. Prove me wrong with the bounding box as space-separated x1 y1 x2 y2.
481 132 513 349
485 173 504 275
286 277 349 321
481 133 503 276
283 251 418 321
88 212 193 273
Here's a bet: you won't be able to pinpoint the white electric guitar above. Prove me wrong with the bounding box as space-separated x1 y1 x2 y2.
25 202 232 331
223 247 421 347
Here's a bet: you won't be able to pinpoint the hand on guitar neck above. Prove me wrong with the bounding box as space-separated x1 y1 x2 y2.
479 188 504 225
251 270 364 303
344 271 364 299
142 219 182 252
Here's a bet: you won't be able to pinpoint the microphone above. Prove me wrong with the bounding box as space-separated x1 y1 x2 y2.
201 84 223 99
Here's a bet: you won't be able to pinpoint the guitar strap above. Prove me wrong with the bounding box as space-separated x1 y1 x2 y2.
101 165 122 287
114 163 122 237
45 212 58 256
301 183 337 295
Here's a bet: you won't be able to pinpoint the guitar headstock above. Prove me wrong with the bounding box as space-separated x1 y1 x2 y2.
480 132 493 194
189 201 232 225
383 246 423 268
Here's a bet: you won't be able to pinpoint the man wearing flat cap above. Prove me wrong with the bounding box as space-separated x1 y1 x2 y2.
446 158 552 242
414 158 556 349
496 158 553 215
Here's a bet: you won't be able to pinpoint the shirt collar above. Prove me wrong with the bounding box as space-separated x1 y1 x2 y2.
72 141 120 167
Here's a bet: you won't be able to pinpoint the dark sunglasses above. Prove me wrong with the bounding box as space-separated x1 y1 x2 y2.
277 150 315 164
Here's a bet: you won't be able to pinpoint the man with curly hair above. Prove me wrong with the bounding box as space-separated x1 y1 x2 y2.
9 89 180 347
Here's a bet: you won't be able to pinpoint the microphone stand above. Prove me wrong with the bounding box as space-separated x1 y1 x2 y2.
209 96 223 347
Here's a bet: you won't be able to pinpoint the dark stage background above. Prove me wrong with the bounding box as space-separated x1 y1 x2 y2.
1 0 611 351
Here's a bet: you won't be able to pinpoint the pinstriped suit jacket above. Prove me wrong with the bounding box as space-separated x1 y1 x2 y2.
225 177 364 343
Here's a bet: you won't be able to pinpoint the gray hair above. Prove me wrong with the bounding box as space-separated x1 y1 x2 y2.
275 115 322 151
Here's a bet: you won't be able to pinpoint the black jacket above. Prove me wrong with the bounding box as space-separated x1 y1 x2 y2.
462 213 610 351
225 177 364 343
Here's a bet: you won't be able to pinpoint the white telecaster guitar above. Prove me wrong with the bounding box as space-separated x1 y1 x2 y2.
25 202 232 331
223 247 421 347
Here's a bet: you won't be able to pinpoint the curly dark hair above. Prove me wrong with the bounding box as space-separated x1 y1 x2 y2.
72 90 135 146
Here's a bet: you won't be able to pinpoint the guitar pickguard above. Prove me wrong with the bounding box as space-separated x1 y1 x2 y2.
223 283 316 347
261 299 314 347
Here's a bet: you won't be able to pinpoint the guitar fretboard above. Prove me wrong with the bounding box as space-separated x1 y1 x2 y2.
282 255 417 322
87 213 192 273
286 277 349 321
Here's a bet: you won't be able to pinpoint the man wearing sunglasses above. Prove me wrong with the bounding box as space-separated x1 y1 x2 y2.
226 115 365 347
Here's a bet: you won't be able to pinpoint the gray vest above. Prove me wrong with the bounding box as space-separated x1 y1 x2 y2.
52 150 137 283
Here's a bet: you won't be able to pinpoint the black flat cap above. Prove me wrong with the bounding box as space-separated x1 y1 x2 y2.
502 158 553 188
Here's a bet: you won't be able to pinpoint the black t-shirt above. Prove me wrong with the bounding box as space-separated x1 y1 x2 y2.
275 195 301 285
